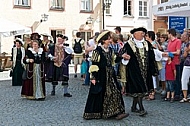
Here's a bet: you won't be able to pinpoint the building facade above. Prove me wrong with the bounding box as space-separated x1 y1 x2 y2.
0 0 155 54
153 0 169 34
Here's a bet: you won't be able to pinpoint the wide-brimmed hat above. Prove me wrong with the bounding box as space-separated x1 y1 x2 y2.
96 30 110 43
31 32 41 39
130 27 147 34
41 33 51 37
15 38 24 45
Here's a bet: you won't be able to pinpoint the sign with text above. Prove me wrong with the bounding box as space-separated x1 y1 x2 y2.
168 16 186 34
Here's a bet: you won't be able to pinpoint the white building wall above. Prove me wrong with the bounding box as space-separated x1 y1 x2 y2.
0 0 155 54
0 0 100 54
105 0 154 33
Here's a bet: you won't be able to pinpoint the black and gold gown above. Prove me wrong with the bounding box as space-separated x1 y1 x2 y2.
83 46 125 119
115 39 158 96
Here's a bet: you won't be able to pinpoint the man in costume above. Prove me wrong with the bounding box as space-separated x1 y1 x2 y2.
116 27 158 116
46 34 73 97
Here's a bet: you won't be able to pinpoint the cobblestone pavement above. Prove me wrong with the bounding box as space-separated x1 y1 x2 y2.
0 74 190 126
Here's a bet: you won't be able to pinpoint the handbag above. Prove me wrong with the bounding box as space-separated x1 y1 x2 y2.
157 61 162 71
22 69 27 80
9 69 13 77
89 82 102 94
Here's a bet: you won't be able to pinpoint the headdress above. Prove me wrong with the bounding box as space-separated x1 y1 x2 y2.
15 38 24 45
30 32 41 40
130 27 147 34
41 33 51 37
96 30 110 43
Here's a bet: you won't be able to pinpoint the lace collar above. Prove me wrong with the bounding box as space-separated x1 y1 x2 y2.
28 47 43 54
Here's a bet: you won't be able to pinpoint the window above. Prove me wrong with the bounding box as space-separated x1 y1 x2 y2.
124 0 132 16
81 0 92 12
161 0 168 3
50 0 64 10
139 0 148 17
14 0 30 7
80 31 92 42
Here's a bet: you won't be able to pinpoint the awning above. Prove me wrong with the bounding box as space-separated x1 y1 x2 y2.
153 0 190 16
0 18 31 37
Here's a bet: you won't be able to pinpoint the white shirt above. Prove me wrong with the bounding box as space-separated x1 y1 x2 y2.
86 38 96 57
134 38 144 48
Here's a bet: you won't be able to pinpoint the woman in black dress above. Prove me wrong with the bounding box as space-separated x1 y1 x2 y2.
11 38 25 86
83 31 129 120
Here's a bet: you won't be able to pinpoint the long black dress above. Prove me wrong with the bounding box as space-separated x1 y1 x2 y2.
83 46 125 119
12 48 25 86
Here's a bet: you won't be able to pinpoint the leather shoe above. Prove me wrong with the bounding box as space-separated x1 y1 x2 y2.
115 113 129 120
51 91 55 96
64 93 72 97
139 110 147 116
131 107 140 113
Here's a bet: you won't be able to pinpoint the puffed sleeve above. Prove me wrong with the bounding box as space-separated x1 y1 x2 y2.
89 50 100 80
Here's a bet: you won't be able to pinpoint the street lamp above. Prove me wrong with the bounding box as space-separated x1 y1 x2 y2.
86 16 93 25
102 0 112 29
40 14 49 22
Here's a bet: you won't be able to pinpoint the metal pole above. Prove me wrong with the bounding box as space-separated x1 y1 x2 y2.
102 0 105 29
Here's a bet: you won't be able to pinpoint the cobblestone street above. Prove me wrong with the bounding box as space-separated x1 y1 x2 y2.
0 74 190 126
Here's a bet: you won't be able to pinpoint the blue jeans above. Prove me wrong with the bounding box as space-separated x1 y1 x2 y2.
166 80 175 92
84 60 91 85
175 65 181 96
113 63 119 76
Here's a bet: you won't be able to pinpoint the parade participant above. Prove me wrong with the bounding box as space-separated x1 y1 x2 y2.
30 32 42 46
21 40 46 100
83 30 129 120
11 38 25 86
46 34 73 97
41 33 53 74
41 33 52 52
116 27 158 116
23 34 31 50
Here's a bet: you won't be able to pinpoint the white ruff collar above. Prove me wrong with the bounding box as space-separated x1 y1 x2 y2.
28 48 43 54
133 38 145 48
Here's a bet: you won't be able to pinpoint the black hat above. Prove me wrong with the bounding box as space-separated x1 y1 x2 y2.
56 34 63 38
63 36 68 41
31 33 41 40
130 27 147 34
56 34 68 41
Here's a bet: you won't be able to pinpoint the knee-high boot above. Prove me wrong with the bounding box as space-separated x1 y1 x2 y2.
131 97 139 112
138 96 147 116
51 81 58 95
51 85 56 95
